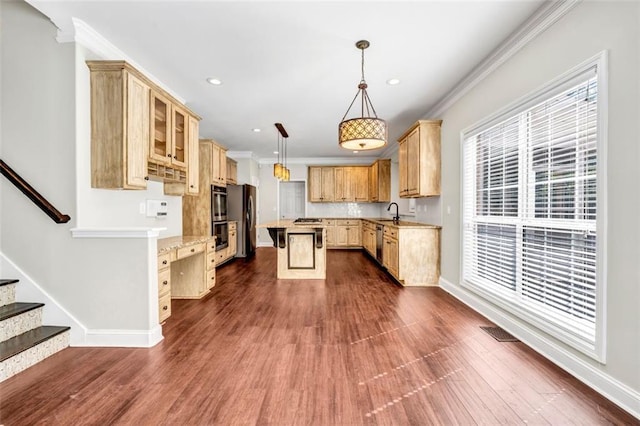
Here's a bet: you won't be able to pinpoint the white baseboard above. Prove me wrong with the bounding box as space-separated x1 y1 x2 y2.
78 325 164 348
439 277 640 420
257 241 274 248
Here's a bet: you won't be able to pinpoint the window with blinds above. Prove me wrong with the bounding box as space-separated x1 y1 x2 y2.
462 56 605 359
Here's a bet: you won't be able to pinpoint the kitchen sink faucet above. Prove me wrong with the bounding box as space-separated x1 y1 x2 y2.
387 202 400 222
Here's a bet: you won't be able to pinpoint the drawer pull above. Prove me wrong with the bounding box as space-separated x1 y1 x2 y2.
162 280 168 285
190 248 195 253
162 260 168 265
163 306 168 311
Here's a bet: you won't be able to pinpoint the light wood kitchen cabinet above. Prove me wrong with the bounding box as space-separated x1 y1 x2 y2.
89 64 150 189
382 224 440 286
333 219 361 248
308 161 388 203
164 114 200 196
334 167 354 202
157 252 172 323
362 220 376 256
308 167 335 202
149 91 189 168
397 120 442 198
226 158 238 185
353 166 369 202
211 142 227 186
335 167 367 202
369 159 391 202
183 139 228 236
87 60 201 190
227 221 237 258
206 239 217 289
382 232 399 278
325 219 336 246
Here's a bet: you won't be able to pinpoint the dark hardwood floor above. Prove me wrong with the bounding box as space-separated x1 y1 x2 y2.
0 248 636 425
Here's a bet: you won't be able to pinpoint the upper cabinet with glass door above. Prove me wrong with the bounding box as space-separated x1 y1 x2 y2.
150 91 188 169
87 61 201 191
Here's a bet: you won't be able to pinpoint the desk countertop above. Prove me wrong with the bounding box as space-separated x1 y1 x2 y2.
157 236 214 253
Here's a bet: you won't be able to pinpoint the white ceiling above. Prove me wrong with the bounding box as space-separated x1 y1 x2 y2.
27 0 545 159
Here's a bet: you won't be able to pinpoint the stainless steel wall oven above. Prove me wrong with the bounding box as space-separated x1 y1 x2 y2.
211 185 227 222
213 221 229 251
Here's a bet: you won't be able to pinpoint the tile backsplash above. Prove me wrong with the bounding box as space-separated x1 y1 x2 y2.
306 202 385 218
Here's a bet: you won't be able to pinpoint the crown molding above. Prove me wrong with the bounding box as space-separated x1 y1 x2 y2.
55 17 186 104
226 151 261 162
423 0 580 119
257 156 380 166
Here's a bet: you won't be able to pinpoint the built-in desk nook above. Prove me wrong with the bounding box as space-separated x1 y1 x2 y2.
259 219 327 279
157 236 216 322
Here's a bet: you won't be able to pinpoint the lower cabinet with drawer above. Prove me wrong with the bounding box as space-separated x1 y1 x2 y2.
157 252 172 323
327 219 362 248
206 240 217 289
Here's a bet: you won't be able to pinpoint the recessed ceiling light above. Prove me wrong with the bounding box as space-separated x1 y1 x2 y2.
206 77 222 85
353 151 359 154
386 78 400 86
273 151 279 154
252 128 261 132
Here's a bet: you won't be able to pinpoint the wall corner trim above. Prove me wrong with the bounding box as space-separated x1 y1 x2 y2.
439 277 640 420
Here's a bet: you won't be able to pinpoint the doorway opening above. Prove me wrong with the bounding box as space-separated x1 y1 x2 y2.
279 180 306 219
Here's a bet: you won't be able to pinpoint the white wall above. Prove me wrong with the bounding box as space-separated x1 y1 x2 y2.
438 0 640 413
0 1 175 346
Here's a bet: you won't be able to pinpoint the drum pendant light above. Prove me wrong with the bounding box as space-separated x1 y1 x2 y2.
338 40 387 151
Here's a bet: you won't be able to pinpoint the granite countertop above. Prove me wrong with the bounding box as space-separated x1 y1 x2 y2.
158 235 214 253
257 220 329 229
360 218 441 229
258 218 440 229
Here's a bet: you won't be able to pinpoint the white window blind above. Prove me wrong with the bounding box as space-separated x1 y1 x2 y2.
462 60 604 357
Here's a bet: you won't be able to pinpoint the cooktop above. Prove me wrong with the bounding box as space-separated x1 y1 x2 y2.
293 218 323 224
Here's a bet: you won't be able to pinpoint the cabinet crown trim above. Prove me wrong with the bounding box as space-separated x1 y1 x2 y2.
397 119 442 142
86 60 201 120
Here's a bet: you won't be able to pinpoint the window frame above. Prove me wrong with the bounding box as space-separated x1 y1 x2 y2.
459 51 608 362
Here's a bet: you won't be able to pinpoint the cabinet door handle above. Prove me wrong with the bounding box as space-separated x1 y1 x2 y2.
144 176 150 181
174 155 178 159
163 306 168 311
190 185 194 188
162 260 168 265
190 248 195 252
162 280 168 285
167 154 172 158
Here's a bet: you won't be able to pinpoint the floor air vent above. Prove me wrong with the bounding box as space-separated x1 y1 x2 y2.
480 326 520 342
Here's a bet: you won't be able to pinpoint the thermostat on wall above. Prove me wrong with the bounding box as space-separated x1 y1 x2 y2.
146 200 168 218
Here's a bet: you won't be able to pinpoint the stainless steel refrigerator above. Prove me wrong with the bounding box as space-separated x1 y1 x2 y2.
227 184 256 258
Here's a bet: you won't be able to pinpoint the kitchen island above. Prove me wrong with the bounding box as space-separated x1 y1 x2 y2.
258 219 327 279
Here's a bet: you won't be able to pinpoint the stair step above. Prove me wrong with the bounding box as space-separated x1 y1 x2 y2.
0 326 70 363
0 302 44 322
0 281 17 308
0 303 45 341
0 279 19 287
